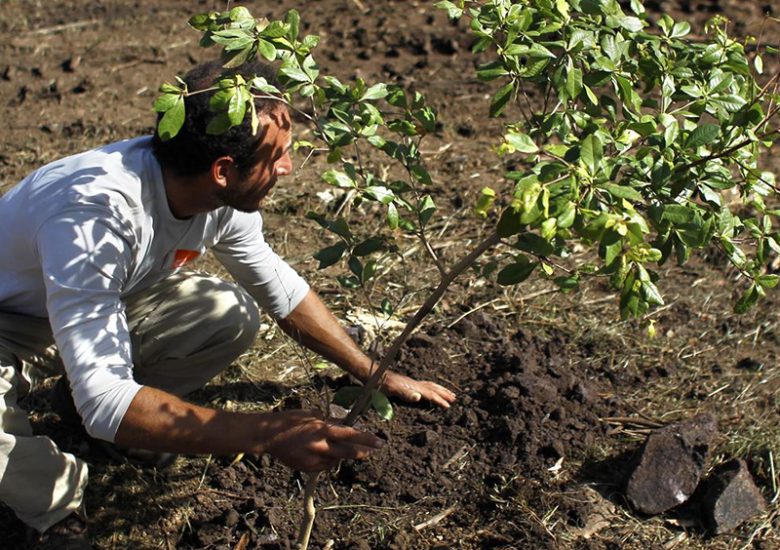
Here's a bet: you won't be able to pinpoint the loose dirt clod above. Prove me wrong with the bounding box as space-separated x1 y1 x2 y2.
626 414 718 515
700 459 767 534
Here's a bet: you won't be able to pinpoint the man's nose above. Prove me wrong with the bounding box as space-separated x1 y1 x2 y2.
275 151 293 177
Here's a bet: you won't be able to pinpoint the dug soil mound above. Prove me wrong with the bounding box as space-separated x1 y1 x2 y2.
180 314 622 549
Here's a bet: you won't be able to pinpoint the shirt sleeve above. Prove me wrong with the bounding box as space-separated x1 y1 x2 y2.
36 207 143 442
211 209 309 319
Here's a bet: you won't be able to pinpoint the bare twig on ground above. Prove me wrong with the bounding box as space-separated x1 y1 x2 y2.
27 19 98 35
413 505 457 531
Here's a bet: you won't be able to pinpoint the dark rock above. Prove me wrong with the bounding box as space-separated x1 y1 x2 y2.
61 55 81 72
626 414 718 514
735 357 762 371
224 508 240 528
409 429 439 447
701 459 767 534
344 324 365 345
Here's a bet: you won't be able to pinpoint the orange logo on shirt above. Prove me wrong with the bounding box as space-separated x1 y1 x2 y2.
172 249 200 268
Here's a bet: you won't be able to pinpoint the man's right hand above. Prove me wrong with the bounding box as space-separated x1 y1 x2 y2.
261 409 385 471
115 387 384 472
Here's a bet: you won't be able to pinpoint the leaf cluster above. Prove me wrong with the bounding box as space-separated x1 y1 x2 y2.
156 1 780 318
440 0 780 317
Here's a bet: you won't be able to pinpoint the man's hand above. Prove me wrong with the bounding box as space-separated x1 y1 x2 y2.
381 371 456 409
262 409 385 471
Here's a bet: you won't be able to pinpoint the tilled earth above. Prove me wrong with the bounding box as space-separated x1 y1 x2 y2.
179 314 621 548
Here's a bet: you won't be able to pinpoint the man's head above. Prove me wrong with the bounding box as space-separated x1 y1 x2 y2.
152 59 292 212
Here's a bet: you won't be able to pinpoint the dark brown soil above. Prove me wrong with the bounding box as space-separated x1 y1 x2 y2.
1 1 779 549
177 315 622 549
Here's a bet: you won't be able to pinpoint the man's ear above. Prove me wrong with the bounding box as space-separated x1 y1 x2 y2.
211 156 236 189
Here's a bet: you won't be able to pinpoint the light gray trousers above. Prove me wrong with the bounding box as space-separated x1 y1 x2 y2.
0 273 260 532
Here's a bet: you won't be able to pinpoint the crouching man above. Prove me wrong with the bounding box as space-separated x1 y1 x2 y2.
0 59 455 548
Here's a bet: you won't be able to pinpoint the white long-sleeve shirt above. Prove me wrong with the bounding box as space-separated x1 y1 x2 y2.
0 137 309 441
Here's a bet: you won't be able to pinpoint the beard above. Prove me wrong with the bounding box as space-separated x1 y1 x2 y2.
215 183 265 213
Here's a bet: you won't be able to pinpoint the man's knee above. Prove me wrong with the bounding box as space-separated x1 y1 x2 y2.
195 277 262 351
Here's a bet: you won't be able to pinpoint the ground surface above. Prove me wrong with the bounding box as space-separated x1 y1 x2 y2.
1 1 779 549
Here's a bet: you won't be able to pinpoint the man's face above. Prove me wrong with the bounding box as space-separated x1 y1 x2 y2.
217 107 293 212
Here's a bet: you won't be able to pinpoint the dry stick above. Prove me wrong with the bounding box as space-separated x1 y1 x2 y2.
296 230 501 549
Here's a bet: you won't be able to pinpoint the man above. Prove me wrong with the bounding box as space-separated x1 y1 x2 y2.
0 59 455 548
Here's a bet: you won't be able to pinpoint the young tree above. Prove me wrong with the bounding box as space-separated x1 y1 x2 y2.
155 1 780 546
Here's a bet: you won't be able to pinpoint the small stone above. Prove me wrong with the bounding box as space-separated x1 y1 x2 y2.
224 509 240 528
626 414 718 514
344 324 365 345
409 429 439 447
701 459 767 534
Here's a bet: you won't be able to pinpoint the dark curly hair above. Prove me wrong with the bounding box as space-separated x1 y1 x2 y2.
152 59 283 177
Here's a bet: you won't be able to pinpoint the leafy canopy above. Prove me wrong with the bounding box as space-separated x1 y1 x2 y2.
155 0 780 319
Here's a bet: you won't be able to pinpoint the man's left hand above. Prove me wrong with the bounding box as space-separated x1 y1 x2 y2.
381 371 456 409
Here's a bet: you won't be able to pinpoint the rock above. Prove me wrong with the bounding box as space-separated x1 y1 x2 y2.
626 414 718 514
409 429 439 447
224 508 240 528
701 459 767 534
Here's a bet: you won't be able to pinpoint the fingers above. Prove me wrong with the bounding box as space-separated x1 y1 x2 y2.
409 381 457 409
323 440 378 461
326 424 385 449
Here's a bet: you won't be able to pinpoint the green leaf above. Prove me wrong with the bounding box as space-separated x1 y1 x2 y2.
153 92 180 113
755 54 764 74
758 274 780 289
411 165 433 185
620 16 644 32
498 206 523 237
321 169 355 188
566 67 583 99
419 195 436 226
475 186 496 218
505 131 539 153
670 21 691 38
490 82 514 118
497 258 537 285
435 0 464 19
557 201 576 229
641 280 664 306
554 275 580 292
188 13 213 31
515 233 554 256
710 94 747 113
250 76 280 95
227 88 247 126
313 243 347 269
257 39 277 61
387 203 400 230
600 183 643 202
580 134 603 175
157 95 185 141
734 284 759 314
333 386 363 408
371 391 394 421
361 83 388 101
285 9 300 43
279 65 311 83
348 256 363 279
353 238 384 256
661 204 696 224
364 186 395 204
330 217 352 240
686 124 720 149
229 6 253 22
